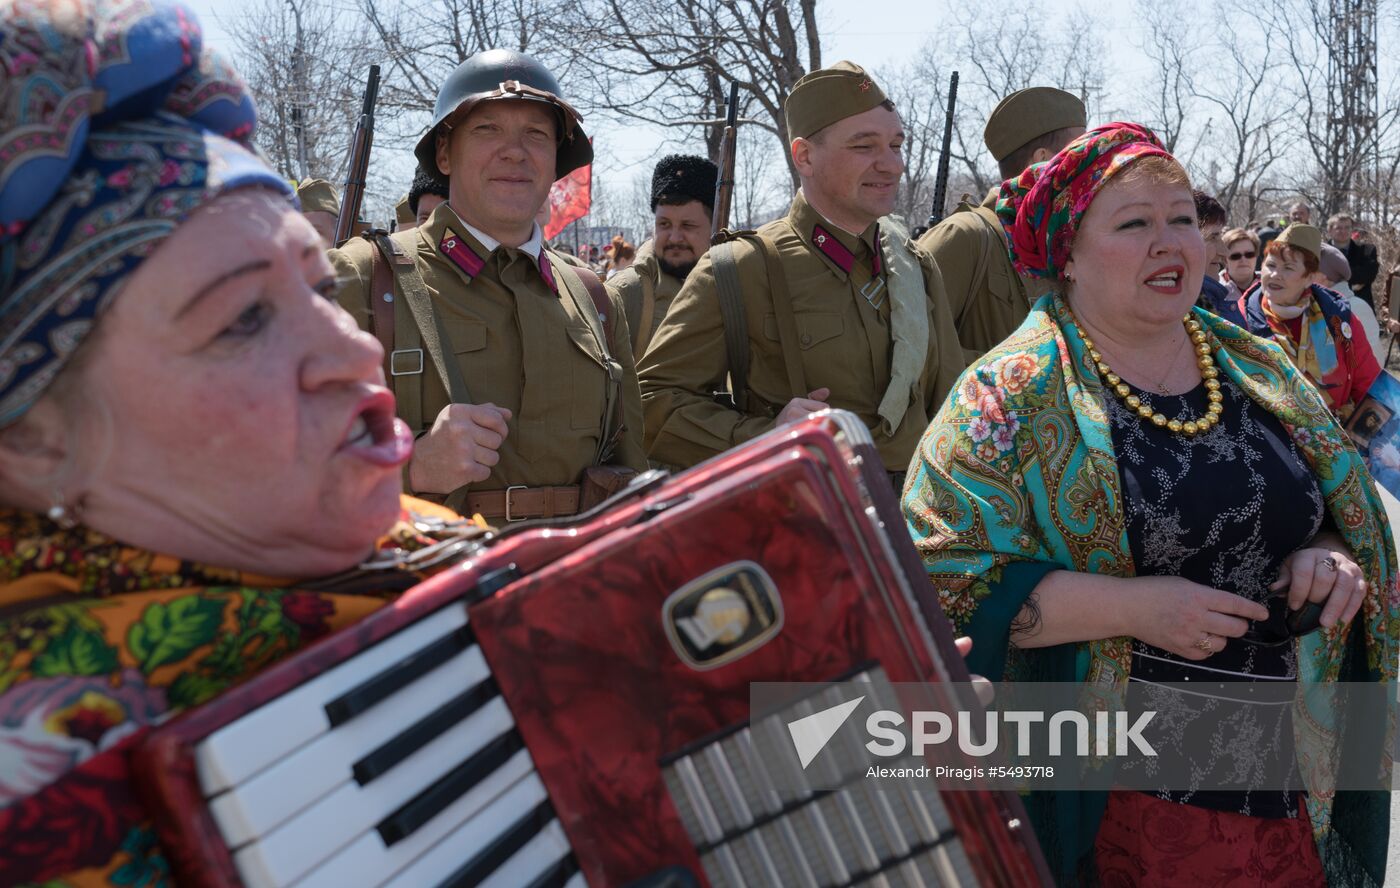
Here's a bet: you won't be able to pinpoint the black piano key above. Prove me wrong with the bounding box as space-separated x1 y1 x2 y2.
352 676 501 785
377 731 525 846
324 624 475 726
522 855 581 888
431 798 556 888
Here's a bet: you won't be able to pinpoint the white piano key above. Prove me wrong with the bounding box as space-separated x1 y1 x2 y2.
290 751 536 888
210 643 491 848
231 697 514 888
198 604 468 793
379 773 553 888
477 819 573 888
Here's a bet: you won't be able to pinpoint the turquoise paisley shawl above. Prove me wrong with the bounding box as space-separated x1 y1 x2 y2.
902 293 1399 885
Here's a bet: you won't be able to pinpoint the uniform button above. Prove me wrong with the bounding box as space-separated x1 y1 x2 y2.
801 334 812 345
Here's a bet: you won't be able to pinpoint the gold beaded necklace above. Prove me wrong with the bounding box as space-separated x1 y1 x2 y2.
1076 314 1224 437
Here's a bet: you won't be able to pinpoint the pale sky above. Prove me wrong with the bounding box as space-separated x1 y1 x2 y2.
182 0 1392 232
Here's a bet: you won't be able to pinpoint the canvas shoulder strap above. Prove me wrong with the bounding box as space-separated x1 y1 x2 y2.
367 231 472 430
555 260 625 464
755 232 810 400
710 240 751 411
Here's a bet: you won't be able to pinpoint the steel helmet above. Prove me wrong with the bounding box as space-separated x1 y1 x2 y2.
413 49 591 183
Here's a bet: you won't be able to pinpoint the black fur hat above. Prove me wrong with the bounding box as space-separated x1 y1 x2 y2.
408 164 450 215
651 154 718 212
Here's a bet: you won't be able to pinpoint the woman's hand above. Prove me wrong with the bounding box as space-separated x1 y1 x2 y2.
1270 543 1367 630
1128 576 1270 661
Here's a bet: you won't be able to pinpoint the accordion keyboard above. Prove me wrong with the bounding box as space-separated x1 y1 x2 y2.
192 603 582 888
662 668 977 888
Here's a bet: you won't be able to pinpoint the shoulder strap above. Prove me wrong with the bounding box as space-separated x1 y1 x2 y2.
365 232 421 433
636 266 657 356
371 232 472 408
711 241 751 411
366 237 396 376
571 264 616 352
755 233 810 399
556 260 625 465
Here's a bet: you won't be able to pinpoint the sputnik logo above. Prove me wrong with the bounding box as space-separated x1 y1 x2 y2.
786 696 865 768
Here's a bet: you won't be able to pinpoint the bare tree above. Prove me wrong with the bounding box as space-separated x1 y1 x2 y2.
1188 10 1291 220
1131 0 1196 154
900 5 1105 203
357 0 575 150
225 0 369 182
562 0 823 186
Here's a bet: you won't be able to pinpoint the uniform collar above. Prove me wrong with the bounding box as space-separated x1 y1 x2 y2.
980 186 999 209
427 203 556 292
789 191 881 279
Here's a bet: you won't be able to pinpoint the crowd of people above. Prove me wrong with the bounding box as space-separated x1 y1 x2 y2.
1 1 1397 886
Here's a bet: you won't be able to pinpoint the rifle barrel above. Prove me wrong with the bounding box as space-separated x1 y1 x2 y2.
928 70 959 229
335 65 381 247
711 82 740 242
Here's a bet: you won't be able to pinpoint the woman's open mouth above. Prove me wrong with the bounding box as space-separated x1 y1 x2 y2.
341 390 412 467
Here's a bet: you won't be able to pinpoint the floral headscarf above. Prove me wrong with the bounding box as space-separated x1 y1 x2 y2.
0 0 293 428
995 121 1172 281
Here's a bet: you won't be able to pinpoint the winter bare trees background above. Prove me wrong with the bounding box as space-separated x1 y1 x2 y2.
220 0 1400 240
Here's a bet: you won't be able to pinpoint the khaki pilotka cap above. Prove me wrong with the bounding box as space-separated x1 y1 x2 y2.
1276 223 1324 263
295 177 341 216
395 194 414 226
785 61 889 140
983 87 1088 162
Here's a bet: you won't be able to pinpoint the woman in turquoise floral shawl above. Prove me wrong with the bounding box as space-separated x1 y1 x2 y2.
903 123 1398 885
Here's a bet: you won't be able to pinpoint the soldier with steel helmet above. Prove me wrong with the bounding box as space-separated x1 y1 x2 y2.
331 50 645 520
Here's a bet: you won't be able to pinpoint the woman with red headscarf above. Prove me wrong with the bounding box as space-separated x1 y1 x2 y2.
901 123 1396 885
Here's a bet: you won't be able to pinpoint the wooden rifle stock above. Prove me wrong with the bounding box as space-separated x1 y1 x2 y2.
711 82 740 243
927 71 959 229
335 65 381 247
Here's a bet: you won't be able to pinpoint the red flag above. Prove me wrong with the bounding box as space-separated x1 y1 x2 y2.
545 162 591 241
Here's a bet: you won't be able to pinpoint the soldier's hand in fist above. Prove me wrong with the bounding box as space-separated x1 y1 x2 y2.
409 403 512 493
775 388 831 427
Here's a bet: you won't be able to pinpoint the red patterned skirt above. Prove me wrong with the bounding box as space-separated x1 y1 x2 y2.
1094 790 1326 887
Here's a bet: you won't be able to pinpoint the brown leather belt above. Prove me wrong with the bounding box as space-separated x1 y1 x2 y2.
466 485 581 521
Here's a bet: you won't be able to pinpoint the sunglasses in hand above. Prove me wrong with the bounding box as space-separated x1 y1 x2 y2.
1242 591 1325 646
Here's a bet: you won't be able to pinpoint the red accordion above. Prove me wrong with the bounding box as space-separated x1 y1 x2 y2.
135 411 1052 887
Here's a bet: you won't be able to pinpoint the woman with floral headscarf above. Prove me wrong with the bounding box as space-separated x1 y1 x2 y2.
0 2 482 883
902 123 1397 885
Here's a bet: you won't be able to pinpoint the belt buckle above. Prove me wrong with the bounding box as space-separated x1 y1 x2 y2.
504 484 529 522
860 278 886 310
390 348 424 376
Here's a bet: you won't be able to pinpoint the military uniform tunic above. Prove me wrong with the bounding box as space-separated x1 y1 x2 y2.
638 192 965 472
607 239 685 357
917 188 1054 361
332 202 646 493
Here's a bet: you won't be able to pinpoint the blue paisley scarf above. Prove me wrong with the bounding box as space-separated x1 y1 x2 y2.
0 0 292 427
903 293 1398 885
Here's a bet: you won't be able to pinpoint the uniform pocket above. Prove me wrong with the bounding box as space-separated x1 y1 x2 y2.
443 318 488 354
762 311 844 349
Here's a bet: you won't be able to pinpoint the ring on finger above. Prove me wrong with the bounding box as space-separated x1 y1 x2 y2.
1194 633 1214 652
1321 555 1338 572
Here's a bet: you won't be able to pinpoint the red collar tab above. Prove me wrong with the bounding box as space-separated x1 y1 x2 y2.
438 227 486 281
812 223 856 274
812 223 882 278
538 250 558 293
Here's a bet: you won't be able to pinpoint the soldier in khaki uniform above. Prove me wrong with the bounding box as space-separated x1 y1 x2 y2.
332 49 645 521
296 177 340 247
917 87 1086 360
608 154 719 356
638 62 965 485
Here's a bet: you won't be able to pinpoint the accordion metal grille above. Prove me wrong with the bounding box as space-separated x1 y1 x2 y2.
662 668 977 888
